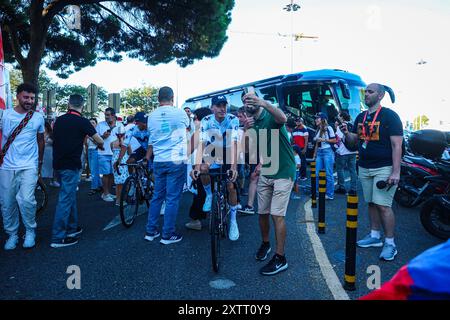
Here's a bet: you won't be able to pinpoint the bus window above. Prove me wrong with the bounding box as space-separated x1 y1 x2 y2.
259 86 278 106
335 84 365 122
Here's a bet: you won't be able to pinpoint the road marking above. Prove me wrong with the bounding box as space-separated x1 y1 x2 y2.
103 206 148 231
302 199 350 300
209 278 236 290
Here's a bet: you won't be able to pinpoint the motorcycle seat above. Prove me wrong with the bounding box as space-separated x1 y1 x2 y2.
404 155 437 170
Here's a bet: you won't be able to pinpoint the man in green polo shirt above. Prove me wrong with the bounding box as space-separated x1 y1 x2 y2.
242 91 296 276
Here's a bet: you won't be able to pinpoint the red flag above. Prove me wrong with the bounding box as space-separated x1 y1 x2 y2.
1 26 6 145
0 26 6 111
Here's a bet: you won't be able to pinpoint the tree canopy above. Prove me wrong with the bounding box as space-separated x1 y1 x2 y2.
1 0 235 87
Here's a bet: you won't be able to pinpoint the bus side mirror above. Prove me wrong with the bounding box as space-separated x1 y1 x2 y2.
339 80 351 99
383 85 396 103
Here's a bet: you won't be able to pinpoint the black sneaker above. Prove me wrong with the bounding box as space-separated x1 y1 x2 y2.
238 205 255 215
255 242 271 261
50 237 78 248
260 254 288 276
160 234 183 245
67 227 83 238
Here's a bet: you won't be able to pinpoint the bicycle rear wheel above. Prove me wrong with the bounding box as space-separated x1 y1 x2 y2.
210 192 221 272
35 178 48 218
120 177 139 227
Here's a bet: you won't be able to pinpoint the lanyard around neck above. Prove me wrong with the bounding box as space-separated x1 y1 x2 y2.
361 106 382 142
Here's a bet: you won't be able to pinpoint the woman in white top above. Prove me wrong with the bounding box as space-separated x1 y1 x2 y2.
313 112 337 200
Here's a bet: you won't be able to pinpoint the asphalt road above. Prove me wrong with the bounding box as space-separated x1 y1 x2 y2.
0 176 443 300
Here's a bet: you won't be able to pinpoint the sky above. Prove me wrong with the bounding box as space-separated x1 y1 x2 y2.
45 0 450 129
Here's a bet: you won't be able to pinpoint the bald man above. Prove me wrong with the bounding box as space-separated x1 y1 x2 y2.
340 83 403 262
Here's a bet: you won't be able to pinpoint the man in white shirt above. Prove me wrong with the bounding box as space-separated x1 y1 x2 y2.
144 87 189 245
96 107 124 202
0 83 45 250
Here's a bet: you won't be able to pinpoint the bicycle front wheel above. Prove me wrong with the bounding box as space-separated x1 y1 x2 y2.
35 178 48 218
120 177 139 228
210 192 221 272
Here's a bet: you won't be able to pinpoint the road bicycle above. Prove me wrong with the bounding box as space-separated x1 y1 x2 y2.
198 167 232 272
119 160 153 227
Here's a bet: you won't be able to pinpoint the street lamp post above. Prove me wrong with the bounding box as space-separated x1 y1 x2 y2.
283 1 301 73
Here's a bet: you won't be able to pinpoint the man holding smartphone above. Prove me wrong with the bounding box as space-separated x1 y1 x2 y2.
241 88 296 276
96 107 124 202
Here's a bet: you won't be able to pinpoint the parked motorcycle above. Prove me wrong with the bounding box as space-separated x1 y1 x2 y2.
394 154 446 208
395 129 448 208
420 160 450 239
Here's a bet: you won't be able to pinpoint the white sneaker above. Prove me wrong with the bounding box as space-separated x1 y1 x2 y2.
185 219 202 231
101 194 114 202
228 220 239 241
4 234 19 250
23 231 36 249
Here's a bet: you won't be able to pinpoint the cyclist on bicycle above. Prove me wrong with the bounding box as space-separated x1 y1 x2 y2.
114 112 149 174
190 95 240 241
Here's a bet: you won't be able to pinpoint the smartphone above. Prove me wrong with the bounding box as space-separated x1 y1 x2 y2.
243 86 255 95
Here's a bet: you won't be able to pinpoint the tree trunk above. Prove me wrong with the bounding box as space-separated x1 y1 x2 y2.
21 61 40 90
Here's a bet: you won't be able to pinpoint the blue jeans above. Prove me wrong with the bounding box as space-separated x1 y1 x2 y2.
316 148 335 198
146 162 186 238
88 148 102 190
336 153 357 192
52 169 81 242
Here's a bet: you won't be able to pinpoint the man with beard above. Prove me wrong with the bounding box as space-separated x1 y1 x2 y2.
241 90 296 276
96 107 124 202
340 83 403 261
0 83 45 250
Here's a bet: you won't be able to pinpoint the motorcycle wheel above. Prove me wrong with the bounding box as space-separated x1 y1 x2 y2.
420 198 450 240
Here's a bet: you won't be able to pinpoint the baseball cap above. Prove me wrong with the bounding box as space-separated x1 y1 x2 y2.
315 112 328 120
134 112 148 123
211 95 228 106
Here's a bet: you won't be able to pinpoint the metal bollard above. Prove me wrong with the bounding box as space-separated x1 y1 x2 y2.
344 191 358 291
310 161 317 208
318 170 326 234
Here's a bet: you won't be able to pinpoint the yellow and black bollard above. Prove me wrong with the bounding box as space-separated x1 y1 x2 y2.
310 161 317 208
318 170 326 234
344 191 358 291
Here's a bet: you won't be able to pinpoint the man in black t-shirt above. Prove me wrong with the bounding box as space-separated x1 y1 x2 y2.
341 83 403 262
50 94 104 248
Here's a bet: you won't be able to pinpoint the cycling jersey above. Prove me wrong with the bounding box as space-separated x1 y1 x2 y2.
200 114 239 169
124 125 149 152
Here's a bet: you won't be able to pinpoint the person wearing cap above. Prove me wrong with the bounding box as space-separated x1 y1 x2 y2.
116 111 149 175
292 117 309 180
96 107 125 202
313 112 336 200
0 83 45 250
241 90 296 276
190 94 240 241
50 94 104 248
